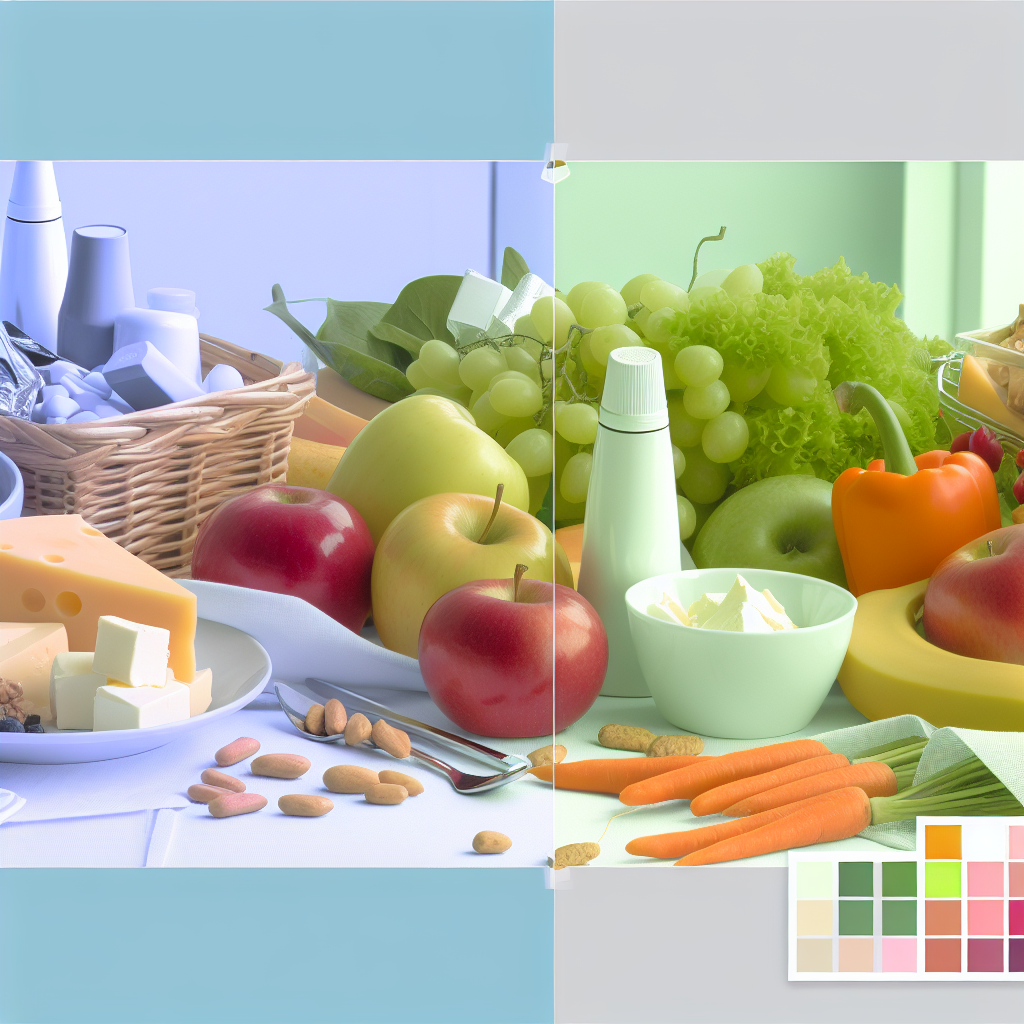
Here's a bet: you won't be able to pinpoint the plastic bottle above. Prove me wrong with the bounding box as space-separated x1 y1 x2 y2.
577 347 695 697
0 162 69 350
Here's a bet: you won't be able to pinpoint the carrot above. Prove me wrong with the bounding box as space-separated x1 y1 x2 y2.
689 753 850 817
723 761 898 816
529 755 711 794
625 794 827 859
676 787 872 865
618 738 831 806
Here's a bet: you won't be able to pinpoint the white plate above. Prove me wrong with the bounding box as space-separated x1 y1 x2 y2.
0 618 271 765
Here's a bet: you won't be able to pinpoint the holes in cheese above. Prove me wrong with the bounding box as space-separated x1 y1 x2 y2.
23 589 45 612
56 592 82 617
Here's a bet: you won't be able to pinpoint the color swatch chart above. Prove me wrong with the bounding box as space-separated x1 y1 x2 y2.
788 818 1024 980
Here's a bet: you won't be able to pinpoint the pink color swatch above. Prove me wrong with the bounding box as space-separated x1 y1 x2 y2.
1010 826 1024 860
968 862 1004 897
1009 901 1023 936
883 937 917 972
968 900 1004 936
1011 863 1024 898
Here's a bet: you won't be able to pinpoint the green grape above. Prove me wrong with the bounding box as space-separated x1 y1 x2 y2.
667 392 705 448
528 473 550 516
688 285 725 306
701 411 750 463
589 323 643 366
459 347 508 392
721 264 764 299
406 359 443 392
495 417 537 447
514 315 543 343
418 339 462 387
579 285 627 328
646 340 683 390
631 307 652 334
540 357 553 381
556 402 599 444
620 273 659 307
692 268 731 290
765 365 817 406
678 444 729 504
560 452 593 504
643 307 678 346
530 295 574 347
444 384 473 406
489 369 535 388
683 380 731 420
624 318 644 337
565 281 604 319
504 345 541 383
505 428 554 477
671 445 685 479
639 279 689 313
720 361 771 402
520 337 543 360
579 334 605 378
490 376 543 418
674 345 724 388
471 390 508 434
676 495 697 541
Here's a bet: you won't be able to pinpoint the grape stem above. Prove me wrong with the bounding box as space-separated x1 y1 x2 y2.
688 226 727 291
477 484 504 544
513 563 528 602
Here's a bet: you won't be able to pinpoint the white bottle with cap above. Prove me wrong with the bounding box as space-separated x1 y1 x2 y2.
577 347 695 697
112 288 202 384
0 162 69 350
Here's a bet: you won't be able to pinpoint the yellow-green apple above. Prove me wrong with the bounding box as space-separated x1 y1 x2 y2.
371 488 574 657
327 395 530 544
419 565 608 737
923 525 1024 665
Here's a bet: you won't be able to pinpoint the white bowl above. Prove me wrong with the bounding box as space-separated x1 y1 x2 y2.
625 568 857 739
0 450 24 520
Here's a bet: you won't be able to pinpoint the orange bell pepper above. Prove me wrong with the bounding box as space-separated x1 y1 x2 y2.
831 382 1001 596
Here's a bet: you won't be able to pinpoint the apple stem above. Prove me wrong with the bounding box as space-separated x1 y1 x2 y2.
987 540 994 558
513 563 528 602
476 483 505 544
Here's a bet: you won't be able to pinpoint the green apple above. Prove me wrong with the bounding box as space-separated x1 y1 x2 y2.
692 475 848 588
371 490 574 657
327 395 530 544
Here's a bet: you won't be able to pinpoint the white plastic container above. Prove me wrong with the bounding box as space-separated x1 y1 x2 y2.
0 161 69 350
577 347 693 697
113 303 202 385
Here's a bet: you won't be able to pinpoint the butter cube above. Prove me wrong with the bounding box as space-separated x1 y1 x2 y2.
50 651 106 730
687 593 725 627
92 616 170 687
181 667 213 716
93 680 190 731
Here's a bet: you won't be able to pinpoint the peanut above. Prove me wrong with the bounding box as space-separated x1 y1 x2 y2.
323 764 380 794
378 770 423 795
344 712 372 746
208 792 268 818
188 783 234 804
371 718 411 759
646 734 704 757
528 744 566 767
324 698 347 735
364 783 408 805
278 794 334 817
304 703 327 736
598 724 655 753
552 842 600 870
215 736 260 766
250 753 311 779
473 831 512 854
200 768 246 793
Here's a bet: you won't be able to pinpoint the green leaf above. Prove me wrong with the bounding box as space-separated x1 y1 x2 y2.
265 285 414 403
369 275 462 350
501 247 531 291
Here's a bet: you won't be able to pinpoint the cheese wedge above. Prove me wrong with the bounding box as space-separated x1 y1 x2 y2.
0 622 69 722
292 394 369 448
958 354 1024 436
0 515 197 682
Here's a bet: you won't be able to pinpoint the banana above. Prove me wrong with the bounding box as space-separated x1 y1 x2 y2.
285 436 346 491
838 580 1024 731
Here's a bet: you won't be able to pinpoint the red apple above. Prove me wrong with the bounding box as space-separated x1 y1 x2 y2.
192 484 374 632
418 565 608 738
923 524 1024 665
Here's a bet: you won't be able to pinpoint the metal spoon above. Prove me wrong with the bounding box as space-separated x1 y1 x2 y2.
274 682 532 795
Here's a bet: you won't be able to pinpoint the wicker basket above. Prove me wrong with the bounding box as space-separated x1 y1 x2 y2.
0 334 315 576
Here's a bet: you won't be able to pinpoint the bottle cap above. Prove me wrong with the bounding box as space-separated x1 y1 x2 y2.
147 287 199 319
7 161 62 222
598 346 669 432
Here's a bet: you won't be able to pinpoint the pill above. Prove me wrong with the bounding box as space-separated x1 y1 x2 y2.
552 842 601 869
71 389 103 412
364 783 408 805
251 753 311 779
324 698 347 735
208 793 268 818
371 718 411 759
473 831 512 854
278 794 334 817
378 770 423 796
42 395 79 419
68 410 100 423
83 371 113 398
187 784 234 804
323 764 379 794
41 384 70 402
201 768 246 792
344 712 371 746
46 416 68 425
528 745 566 767
304 703 326 736
215 737 260 766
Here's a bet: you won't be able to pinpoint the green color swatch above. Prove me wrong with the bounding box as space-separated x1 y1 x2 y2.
883 899 918 936
884 861 918 897
839 862 874 897
797 861 833 900
839 900 874 936
926 862 962 898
